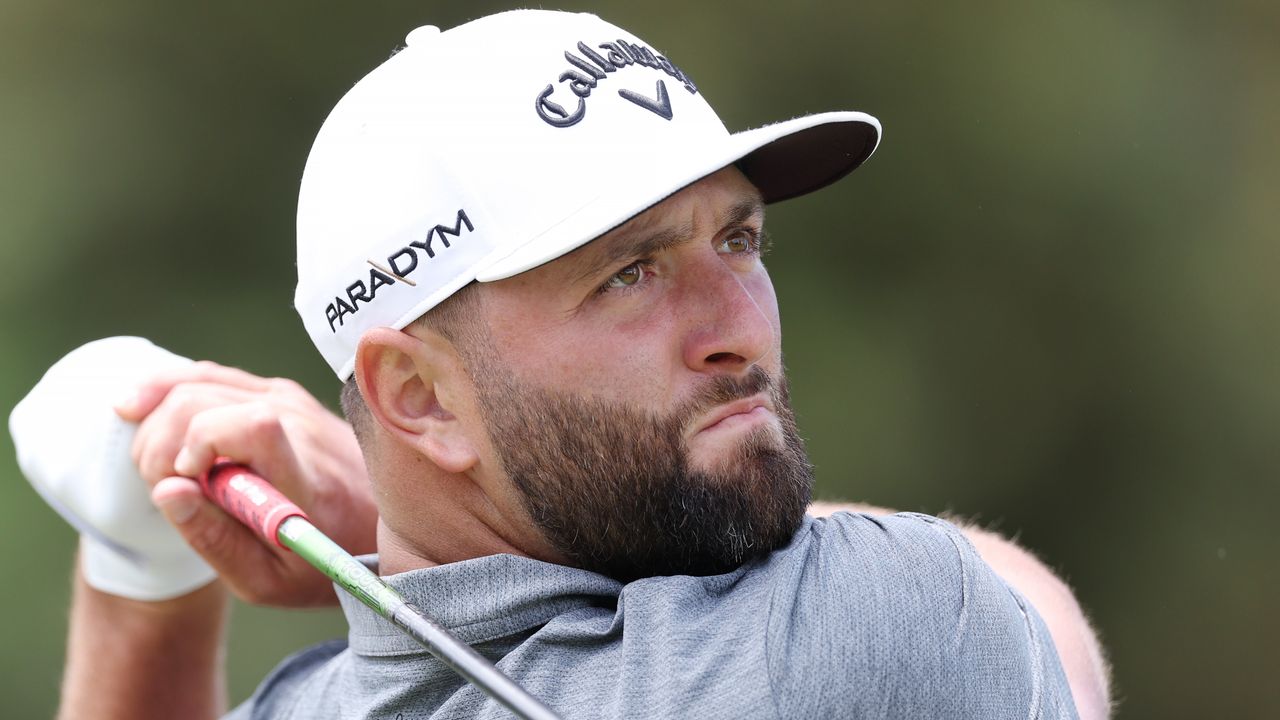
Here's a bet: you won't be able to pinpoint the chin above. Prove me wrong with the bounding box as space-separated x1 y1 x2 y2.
687 423 786 475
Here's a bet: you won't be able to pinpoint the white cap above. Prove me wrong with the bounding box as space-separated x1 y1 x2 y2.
296 10 881 379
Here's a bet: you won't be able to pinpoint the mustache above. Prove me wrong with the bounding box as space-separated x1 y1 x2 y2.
676 365 775 426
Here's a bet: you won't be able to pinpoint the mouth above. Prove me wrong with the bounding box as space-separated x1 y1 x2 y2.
690 394 774 437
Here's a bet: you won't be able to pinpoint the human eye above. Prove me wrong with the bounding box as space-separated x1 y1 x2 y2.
717 227 766 256
598 260 652 294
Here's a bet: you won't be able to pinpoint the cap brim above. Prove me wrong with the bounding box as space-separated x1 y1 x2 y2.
735 111 881 203
474 111 880 282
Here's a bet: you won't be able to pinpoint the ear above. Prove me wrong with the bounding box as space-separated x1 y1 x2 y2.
354 326 479 474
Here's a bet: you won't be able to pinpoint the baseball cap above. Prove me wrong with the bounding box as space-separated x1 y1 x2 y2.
295 9 881 380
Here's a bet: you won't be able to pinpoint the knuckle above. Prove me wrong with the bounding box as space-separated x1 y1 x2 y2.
137 438 180 481
137 453 171 485
183 411 215 445
162 390 220 437
245 401 285 438
269 377 304 396
165 384 203 414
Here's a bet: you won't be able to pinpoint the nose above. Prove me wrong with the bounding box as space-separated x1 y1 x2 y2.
680 260 776 375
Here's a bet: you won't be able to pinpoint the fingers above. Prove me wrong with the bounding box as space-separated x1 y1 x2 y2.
115 361 275 422
151 477 334 606
110 361 357 609
131 383 257 486
172 402 312 507
126 368 321 488
151 477 283 597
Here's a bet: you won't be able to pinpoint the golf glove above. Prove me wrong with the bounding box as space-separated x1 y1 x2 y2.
9 336 217 601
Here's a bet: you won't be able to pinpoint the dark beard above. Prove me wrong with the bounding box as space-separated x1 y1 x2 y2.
470 363 814 582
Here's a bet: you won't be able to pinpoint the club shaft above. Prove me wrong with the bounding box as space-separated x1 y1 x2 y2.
200 462 560 720
278 517 562 720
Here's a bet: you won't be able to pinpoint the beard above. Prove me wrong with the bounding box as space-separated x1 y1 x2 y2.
468 360 814 583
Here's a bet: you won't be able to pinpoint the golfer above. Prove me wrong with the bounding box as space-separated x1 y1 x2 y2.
46 10 1109 719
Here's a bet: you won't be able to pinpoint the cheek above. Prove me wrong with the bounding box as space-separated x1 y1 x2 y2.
492 303 674 401
751 269 781 326
570 308 674 396
744 266 782 347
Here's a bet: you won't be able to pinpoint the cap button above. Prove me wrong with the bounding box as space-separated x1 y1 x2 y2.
405 25 441 46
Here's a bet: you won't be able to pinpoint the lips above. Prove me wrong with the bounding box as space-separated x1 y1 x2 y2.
692 394 773 436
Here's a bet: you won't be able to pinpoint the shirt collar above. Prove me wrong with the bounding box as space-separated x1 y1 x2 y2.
337 553 623 656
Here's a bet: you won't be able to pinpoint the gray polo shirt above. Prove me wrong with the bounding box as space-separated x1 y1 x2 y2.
226 512 1077 719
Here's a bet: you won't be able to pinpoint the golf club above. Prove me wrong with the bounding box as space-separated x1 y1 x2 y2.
201 458 562 720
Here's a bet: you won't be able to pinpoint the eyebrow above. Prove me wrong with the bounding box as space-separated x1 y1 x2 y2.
569 197 765 287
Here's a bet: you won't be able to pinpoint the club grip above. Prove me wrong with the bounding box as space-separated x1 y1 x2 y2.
199 458 308 548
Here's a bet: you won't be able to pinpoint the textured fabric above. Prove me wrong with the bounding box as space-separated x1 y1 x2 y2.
224 512 1078 719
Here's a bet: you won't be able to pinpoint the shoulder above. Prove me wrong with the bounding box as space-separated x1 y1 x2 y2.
222 638 348 720
760 512 1076 718
765 511 980 611
762 512 979 644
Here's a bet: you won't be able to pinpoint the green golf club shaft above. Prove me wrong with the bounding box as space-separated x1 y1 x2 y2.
202 461 561 720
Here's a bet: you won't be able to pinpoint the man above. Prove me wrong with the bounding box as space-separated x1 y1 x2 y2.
44 10 1109 719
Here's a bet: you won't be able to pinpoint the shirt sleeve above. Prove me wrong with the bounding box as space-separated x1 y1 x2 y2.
219 638 348 720
764 512 1077 719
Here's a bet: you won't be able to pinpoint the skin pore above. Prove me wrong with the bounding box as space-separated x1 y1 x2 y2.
357 166 807 578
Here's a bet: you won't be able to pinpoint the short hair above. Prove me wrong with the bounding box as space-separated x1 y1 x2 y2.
339 282 481 445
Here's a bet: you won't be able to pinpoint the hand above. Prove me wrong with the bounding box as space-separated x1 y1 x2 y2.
118 361 377 607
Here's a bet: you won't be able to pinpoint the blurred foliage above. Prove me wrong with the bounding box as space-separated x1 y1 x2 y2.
2 1 1277 717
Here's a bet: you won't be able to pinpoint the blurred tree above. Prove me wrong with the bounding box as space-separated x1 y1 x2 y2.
2 1 1276 717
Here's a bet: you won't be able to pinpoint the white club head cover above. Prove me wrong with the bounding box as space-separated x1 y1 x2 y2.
9 336 216 601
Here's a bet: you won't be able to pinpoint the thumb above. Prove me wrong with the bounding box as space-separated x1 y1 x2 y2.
151 477 284 593
152 476 206 525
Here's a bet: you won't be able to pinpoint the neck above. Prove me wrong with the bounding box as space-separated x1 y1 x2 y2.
372 468 568 576
375 515 534 576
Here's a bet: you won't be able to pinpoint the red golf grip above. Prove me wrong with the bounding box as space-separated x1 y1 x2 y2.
199 458 308 549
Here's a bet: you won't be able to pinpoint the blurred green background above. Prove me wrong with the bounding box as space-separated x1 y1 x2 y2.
2 1 1276 717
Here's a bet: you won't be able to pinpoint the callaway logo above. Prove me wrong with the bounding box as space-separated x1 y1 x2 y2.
536 39 698 127
325 209 475 332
